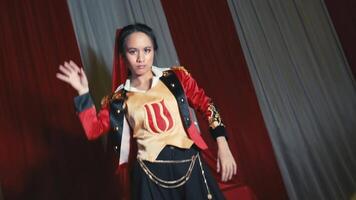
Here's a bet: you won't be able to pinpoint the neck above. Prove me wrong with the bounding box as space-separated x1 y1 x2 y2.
130 71 154 91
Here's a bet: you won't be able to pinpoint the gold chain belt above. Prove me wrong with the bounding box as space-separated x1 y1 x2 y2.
148 158 193 163
137 154 197 188
137 153 213 199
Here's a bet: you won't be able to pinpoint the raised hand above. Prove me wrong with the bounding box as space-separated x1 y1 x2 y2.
56 60 89 95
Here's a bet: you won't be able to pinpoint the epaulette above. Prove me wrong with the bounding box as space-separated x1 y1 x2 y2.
111 89 126 101
170 66 190 76
100 89 125 108
101 95 111 108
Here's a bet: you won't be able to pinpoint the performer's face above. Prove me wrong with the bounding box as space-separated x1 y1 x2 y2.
124 32 155 78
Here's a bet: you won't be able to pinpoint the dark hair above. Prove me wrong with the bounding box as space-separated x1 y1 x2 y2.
118 23 158 56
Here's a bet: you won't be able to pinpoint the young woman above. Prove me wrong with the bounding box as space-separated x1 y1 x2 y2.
56 23 237 200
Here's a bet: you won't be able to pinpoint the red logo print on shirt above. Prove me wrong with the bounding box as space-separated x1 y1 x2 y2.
144 99 174 134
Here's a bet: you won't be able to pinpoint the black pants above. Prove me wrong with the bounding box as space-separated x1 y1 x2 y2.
131 145 225 200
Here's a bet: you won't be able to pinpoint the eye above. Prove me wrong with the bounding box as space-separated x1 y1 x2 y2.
144 47 152 54
127 49 137 55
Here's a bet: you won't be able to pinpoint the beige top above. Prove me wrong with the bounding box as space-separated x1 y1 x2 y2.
125 80 193 161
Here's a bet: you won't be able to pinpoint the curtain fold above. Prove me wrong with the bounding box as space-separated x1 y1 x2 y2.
0 0 121 199
161 0 288 199
227 0 356 199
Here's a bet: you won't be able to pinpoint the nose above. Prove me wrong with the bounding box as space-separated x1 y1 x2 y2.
137 51 144 63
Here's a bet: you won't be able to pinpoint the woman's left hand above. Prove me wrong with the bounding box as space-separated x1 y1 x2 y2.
216 136 237 182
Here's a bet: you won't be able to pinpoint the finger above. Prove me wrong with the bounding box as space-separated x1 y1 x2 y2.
62 62 74 74
225 164 230 181
69 60 80 72
226 163 231 181
80 67 87 79
58 65 71 76
233 162 237 175
217 158 220 173
56 73 70 83
221 166 224 181
225 164 231 181
228 164 233 180
64 61 75 73
222 162 228 182
80 68 89 84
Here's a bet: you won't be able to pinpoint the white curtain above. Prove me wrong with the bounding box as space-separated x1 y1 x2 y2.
227 0 356 199
67 0 179 104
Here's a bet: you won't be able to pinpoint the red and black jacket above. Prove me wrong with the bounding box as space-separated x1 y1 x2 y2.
74 67 227 163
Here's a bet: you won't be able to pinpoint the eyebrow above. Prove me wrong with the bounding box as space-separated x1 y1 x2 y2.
126 46 153 50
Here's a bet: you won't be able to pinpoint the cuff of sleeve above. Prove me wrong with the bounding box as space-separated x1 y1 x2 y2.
209 125 228 140
74 92 94 112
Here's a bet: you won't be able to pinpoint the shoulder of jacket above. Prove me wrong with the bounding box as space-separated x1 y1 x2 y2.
100 88 125 107
111 89 125 100
171 66 190 74
101 95 111 108
164 66 190 76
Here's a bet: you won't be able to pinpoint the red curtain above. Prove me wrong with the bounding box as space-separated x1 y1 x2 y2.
323 0 356 79
160 0 288 199
0 0 291 199
0 0 120 199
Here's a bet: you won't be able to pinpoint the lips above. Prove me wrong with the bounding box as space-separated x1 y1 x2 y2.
136 65 146 68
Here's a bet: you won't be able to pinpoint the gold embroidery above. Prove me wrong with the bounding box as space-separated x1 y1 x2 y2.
208 103 225 129
111 91 123 100
162 70 170 77
101 90 126 108
171 66 190 76
100 95 110 108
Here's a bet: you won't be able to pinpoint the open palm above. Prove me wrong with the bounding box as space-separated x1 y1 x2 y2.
56 60 89 95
